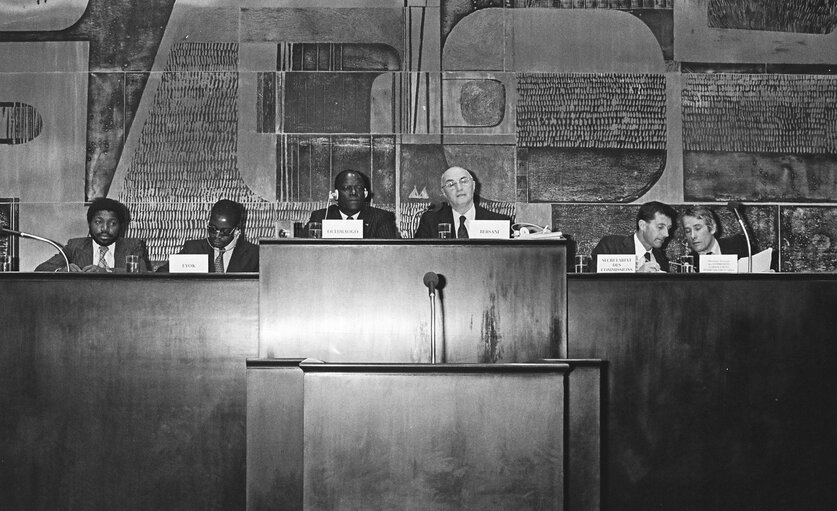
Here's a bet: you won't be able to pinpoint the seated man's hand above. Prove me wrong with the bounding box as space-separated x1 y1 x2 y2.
81 264 108 273
636 259 662 273
55 263 83 272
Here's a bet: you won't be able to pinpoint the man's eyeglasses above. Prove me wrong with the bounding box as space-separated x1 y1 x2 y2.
207 224 236 236
443 176 472 190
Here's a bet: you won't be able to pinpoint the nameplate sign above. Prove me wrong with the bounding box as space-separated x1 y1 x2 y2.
699 254 738 273
322 219 363 239
469 220 510 239
597 254 636 273
168 254 208 273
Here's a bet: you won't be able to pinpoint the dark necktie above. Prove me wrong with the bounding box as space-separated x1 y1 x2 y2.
644 251 651 262
346 216 353 220
706 251 713 255
457 215 468 239
214 248 226 273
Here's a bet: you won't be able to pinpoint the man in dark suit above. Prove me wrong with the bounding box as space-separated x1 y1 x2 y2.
157 199 259 273
35 198 151 272
414 166 511 238
681 205 751 271
590 201 677 272
305 169 399 239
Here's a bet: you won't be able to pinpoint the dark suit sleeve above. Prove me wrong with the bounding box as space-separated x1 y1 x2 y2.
414 211 435 239
34 241 72 272
373 209 399 239
589 237 608 273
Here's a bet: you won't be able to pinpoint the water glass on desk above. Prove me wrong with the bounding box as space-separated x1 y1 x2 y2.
126 254 140 273
574 254 588 273
0 253 11 272
680 254 694 273
438 223 452 239
309 222 322 239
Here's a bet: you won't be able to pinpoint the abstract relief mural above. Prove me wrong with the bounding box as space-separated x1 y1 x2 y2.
2 0 837 270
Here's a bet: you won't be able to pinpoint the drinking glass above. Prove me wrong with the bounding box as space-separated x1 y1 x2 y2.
438 223 452 239
309 222 322 239
126 254 140 273
0 253 11 272
574 254 588 273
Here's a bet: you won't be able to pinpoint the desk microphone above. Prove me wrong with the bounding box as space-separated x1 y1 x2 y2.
0 227 70 272
423 271 440 363
423 271 439 297
727 201 753 272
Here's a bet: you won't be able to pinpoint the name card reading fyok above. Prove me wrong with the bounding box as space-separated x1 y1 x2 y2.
322 219 363 239
469 220 511 239
597 254 636 273
168 254 208 273
699 254 738 273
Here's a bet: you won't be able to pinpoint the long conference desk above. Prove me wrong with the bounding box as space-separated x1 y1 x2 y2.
2 259 837 509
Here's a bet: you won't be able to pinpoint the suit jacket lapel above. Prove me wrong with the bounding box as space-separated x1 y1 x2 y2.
77 238 94 267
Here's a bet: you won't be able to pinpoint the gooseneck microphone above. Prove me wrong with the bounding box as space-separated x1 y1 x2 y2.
727 201 753 273
423 271 439 297
423 271 440 364
0 227 70 272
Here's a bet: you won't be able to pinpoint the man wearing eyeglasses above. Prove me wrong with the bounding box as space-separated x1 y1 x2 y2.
158 199 259 273
414 166 510 238
304 169 399 238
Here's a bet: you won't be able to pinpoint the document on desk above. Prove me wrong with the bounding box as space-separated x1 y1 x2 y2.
738 248 773 273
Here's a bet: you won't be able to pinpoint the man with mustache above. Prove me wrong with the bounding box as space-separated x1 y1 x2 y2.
35 198 151 272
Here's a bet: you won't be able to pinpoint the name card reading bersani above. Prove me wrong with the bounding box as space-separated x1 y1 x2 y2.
596 254 636 273
322 219 363 239
469 220 510 239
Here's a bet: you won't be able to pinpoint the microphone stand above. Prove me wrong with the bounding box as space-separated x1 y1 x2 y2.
0 228 70 272
728 202 753 273
429 290 436 364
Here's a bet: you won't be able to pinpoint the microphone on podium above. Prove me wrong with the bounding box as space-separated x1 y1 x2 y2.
423 271 439 297
0 227 70 272
726 201 753 273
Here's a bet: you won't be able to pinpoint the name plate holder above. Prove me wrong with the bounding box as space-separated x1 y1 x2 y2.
699 254 738 273
597 254 636 273
168 254 208 273
322 219 363 239
469 220 510 239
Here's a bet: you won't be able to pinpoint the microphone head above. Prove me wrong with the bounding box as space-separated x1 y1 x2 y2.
423 271 439 287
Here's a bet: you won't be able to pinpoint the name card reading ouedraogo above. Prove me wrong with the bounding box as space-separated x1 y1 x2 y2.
699 254 738 273
168 254 208 273
322 219 363 239
469 220 511 239
596 254 636 273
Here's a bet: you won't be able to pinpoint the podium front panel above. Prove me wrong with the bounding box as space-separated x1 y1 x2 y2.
259 240 567 362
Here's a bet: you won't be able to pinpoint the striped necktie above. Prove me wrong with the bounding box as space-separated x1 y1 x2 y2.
214 248 226 273
97 246 110 271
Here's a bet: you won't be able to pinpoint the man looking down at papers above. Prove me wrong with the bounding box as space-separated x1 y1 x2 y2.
305 169 399 239
591 201 677 272
157 199 259 273
680 205 751 272
414 166 510 238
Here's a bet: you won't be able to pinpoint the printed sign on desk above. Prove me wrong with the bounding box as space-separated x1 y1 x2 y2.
699 254 738 273
322 219 363 239
168 254 208 273
596 254 636 273
469 220 510 239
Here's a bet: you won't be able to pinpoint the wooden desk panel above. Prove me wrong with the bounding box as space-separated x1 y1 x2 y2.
568 274 837 511
0 274 259 511
260 240 567 363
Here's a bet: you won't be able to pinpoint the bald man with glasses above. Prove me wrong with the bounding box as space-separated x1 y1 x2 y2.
414 166 511 239
157 199 259 273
